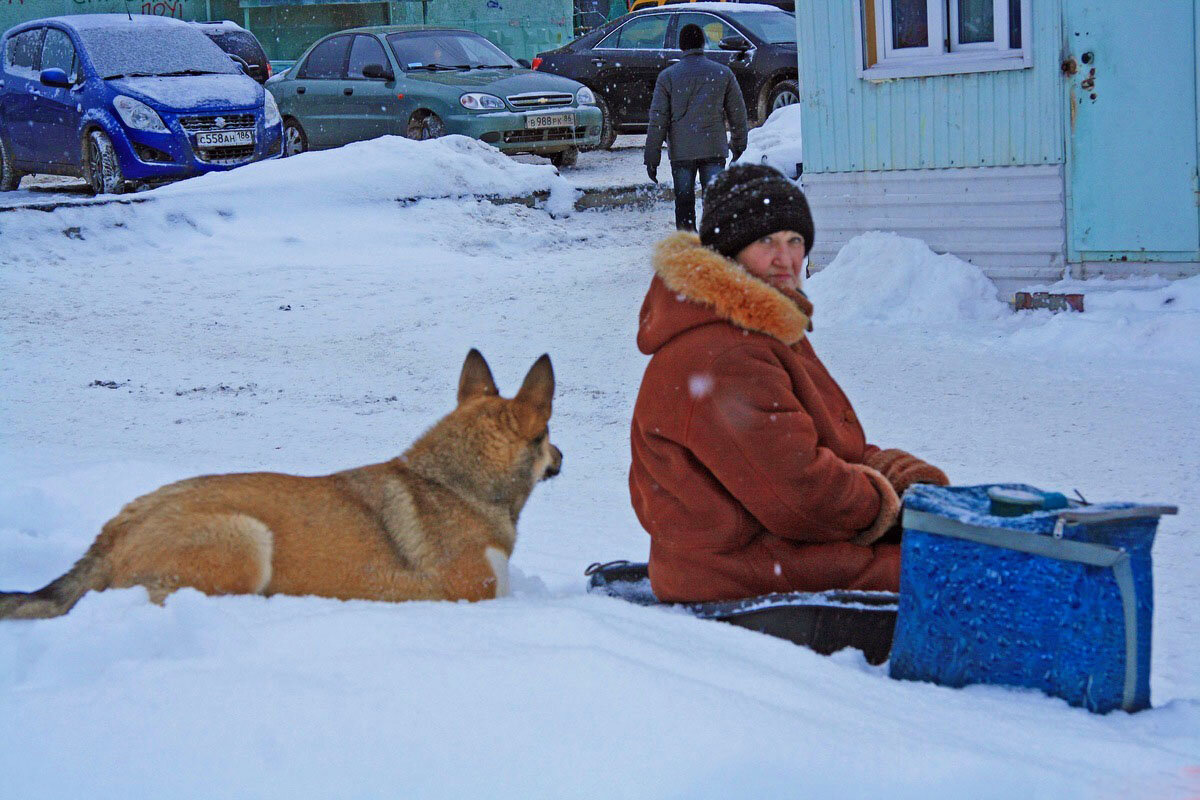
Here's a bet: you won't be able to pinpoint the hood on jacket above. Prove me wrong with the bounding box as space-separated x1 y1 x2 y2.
637 231 812 355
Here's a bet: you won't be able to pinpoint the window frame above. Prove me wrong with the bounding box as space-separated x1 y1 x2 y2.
297 34 352 80
595 13 671 51
667 11 753 52
346 34 389 81
857 0 1030 80
4 27 46 79
40 27 79 84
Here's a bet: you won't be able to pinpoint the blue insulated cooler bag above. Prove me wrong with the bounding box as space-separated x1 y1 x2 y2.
888 484 1176 713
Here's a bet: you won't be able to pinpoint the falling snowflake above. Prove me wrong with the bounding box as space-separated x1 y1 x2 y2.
687 373 713 399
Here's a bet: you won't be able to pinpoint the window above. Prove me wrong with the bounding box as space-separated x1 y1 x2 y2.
597 15 669 50
299 35 351 79
387 31 516 70
41 29 78 83
859 0 1029 79
347 35 387 79
4 28 45 79
671 13 735 51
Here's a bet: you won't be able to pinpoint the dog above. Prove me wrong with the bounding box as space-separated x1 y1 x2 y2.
0 350 562 619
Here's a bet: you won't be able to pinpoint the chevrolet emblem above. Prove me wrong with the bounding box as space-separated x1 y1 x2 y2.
538 98 547 104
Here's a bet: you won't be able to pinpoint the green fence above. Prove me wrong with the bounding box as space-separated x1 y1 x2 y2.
0 0 579 65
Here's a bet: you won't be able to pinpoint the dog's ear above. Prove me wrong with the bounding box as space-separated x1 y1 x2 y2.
458 349 499 405
515 354 554 420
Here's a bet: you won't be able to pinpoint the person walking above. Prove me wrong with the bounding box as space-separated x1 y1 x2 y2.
644 23 749 232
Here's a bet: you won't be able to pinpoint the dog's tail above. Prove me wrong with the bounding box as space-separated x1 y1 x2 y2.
0 549 109 620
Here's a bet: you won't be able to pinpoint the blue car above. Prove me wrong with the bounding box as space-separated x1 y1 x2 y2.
0 14 282 194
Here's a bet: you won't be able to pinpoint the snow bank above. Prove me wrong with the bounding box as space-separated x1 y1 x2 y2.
158 134 573 208
807 231 1008 324
1005 274 1200 363
739 103 803 179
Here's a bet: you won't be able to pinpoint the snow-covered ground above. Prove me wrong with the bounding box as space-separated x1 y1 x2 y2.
2 134 1198 799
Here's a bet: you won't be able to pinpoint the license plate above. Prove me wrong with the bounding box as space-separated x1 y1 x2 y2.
525 113 574 130
195 129 255 148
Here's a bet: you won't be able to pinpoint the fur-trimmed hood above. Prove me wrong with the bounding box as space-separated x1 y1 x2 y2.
637 231 813 355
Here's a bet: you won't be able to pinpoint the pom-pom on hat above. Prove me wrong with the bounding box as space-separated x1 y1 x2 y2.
679 23 705 52
699 164 815 260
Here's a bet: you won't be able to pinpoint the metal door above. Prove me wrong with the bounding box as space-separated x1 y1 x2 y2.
591 13 670 123
3 27 45 163
338 35 400 144
289 34 353 150
1063 1 1200 263
33 28 82 168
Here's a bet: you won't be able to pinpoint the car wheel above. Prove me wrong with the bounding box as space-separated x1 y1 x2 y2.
766 79 800 116
549 147 579 168
283 119 307 157
580 94 616 152
0 135 23 191
86 130 126 195
406 111 446 141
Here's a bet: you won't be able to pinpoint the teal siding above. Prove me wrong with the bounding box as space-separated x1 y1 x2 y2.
798 1 1065 174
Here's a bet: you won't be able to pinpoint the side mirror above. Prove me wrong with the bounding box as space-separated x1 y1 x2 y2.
227 53 253 76
718 35 751 52
39 67 72 88
361 63 394 81
516 58 531 68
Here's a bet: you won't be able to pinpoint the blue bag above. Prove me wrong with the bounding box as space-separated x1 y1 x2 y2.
889 484 1176 713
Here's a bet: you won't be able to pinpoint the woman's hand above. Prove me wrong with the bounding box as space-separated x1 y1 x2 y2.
864 448 949 497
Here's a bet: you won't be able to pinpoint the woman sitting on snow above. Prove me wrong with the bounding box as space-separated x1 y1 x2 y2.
630 164 949 602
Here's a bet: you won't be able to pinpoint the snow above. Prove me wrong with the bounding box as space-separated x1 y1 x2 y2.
740 102 803 177
114 74 261 110
74 16 242 79
2 137 1199 798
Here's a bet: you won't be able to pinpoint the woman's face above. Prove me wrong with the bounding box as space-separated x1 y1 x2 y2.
735 230 807 292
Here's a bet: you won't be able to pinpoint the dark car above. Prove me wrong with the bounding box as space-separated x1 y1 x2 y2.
533 2 799 149
0 15 282 194
191 20 271 84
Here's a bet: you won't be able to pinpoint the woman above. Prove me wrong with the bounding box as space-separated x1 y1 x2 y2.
629 164 949 603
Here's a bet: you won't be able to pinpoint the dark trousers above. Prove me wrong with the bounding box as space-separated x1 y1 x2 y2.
671 158 725 232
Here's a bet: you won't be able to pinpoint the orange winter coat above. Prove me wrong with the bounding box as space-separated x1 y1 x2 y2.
630 232 901 602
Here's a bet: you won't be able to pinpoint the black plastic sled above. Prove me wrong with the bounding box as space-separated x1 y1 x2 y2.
585 561 898 665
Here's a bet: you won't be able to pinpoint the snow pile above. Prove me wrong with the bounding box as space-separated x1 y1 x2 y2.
1005 274 1200 363
739 103 803 179
158 134 573 208
806 231 1008 324
0 135 575 268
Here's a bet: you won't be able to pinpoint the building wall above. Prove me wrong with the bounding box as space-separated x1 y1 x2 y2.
804 164 1067 296
0 0 573 63
796 0 1065 175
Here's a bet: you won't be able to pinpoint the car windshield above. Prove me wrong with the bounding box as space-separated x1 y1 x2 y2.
79 24 242 78
387 31 517 71
727 9 796 44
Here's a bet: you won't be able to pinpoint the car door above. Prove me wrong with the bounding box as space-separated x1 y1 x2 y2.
33 27 83 168
589 13 670 124
2 27 46 163
287 34 352 150
342 34 401 142
669 11 756 103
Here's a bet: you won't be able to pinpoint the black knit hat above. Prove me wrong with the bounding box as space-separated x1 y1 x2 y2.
679 23 705 51
699 164 815 260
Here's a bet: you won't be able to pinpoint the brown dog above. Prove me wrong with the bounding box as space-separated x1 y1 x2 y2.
0 350 562 619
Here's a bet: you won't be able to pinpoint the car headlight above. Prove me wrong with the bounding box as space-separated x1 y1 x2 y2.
576 86 596 105
112 95 168 133
264 91 281 127
459 93 505 111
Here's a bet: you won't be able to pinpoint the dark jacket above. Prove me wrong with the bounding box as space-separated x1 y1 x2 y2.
644 50 749 167
629 232 902 603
